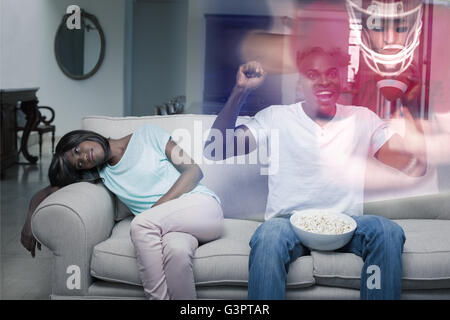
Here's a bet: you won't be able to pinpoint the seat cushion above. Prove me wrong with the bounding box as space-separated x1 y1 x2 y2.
91 218 315 289
91 217 139 286
193 219 314 288
312 219 450 290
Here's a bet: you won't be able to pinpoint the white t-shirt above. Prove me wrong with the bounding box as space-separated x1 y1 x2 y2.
244 101 393 220
99 124 219 215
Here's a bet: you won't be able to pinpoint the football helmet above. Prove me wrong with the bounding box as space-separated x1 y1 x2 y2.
346 0 423 76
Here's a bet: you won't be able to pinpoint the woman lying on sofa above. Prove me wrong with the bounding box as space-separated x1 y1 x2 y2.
20 125 223 300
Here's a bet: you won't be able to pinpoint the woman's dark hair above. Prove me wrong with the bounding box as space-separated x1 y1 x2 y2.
48 130 111 187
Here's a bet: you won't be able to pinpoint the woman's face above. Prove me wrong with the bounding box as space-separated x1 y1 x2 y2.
64 140 106 170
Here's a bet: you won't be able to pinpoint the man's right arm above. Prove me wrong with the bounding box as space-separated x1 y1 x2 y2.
204 61 266 160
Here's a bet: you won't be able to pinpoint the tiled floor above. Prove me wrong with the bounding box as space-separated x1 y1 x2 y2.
1 141 54 299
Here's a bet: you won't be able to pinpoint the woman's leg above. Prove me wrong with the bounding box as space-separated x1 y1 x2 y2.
130 193 223 300
162 232 199 299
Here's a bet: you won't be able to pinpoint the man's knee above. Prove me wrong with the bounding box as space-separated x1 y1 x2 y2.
251 219 283 244
359 215 405 245
249 218 297 258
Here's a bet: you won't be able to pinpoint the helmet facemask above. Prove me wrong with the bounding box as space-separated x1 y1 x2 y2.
346 0 423 77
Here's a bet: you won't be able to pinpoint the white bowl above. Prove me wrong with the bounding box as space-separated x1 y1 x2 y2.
289 209 357 251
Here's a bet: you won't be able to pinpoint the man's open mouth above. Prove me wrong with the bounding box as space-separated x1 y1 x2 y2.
315 90 335 102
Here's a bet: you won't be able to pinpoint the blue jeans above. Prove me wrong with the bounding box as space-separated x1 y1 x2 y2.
248 215 406 300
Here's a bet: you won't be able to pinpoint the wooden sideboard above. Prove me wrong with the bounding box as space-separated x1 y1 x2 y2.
1 88 40 177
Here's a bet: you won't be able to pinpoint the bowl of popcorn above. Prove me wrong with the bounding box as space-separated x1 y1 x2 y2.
290 209 357 251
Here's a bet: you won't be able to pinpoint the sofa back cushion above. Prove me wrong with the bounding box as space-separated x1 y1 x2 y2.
82 114 450 221
363 191 450 220
82 114 268 221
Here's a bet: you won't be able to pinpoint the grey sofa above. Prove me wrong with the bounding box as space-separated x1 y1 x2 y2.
32 114 450 299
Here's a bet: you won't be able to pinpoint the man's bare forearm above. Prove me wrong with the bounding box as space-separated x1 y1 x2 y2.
204 61 266 160
204 86 250 157
211 86 250 137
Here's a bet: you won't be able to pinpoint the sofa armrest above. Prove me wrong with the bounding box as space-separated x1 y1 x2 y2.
31 182 115 297
364 191 450 220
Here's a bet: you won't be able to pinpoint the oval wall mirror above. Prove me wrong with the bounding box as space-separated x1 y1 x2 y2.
54 10 105 80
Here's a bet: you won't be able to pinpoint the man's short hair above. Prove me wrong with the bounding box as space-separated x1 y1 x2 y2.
296 46 349 71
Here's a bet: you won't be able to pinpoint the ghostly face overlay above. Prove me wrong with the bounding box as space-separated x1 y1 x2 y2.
365 16 411 55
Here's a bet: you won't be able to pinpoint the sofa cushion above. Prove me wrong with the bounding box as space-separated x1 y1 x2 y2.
114 196 133 222
91 218 315 289
193 219 315 288
91 217 139 286
364 192 450 220
312 219 450 290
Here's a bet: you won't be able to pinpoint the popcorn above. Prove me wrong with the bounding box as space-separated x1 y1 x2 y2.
292 213 353 235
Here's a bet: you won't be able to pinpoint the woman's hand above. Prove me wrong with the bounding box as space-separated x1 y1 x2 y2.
20 185 59 257
21 216 41 257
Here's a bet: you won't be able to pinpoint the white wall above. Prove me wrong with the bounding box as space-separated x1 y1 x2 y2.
131 0 188 117
1 0 127 136
1 0 45 88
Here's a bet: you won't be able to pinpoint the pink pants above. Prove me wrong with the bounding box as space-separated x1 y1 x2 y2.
129 193 223 300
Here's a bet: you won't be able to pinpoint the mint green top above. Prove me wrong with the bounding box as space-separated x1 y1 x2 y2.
99 124 219 215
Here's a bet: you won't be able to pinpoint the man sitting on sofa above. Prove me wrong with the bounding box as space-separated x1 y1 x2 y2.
204 47 427 300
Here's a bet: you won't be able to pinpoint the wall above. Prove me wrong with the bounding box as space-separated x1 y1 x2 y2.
123 0 133 117
1 0 45 89
131 0 188 117
185 0 296 114
428 2 450 191
1 0 127 136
